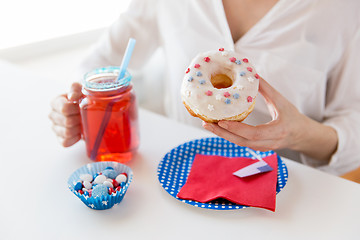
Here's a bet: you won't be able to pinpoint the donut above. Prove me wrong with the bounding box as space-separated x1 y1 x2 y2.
181 49 260 123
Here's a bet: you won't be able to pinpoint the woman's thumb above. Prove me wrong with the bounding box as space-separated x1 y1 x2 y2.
67 82 83 102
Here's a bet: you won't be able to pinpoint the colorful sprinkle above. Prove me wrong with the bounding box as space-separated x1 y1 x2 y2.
233 93 240 99
255 73 259 79
247 67 253 72
186 68 190 74
194 64 200 68
243 58 249 63
199 79 206 84
215 94 222 101
240 71 246 77
235 60 241 65
229 57 236 62
225 98 231 104
208 104 215 111
247 96 253 102
187 76 193 82
196 71 202 76
205 90 213 96
223 92 230 98
204 57 210 62
219 48 224 51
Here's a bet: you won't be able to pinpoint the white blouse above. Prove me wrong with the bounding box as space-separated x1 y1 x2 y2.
80 0 360 175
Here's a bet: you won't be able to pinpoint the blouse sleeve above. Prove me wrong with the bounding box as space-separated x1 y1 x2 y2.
300 28 360 175
78 0 160 75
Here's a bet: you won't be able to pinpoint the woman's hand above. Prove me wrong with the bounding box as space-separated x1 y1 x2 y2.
49 82 83 147
202 77 338 162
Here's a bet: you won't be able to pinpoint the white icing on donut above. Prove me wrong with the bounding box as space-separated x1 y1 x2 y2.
181 49 259 121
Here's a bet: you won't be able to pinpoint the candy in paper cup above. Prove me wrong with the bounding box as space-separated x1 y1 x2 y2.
68 161 133 210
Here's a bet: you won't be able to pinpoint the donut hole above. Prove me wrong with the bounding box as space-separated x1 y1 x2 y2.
210 74 233 89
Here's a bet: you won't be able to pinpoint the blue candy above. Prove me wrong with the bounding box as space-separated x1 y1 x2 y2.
102 169 118 179
93 172 99 179
92 184 109 198
74 182 83 191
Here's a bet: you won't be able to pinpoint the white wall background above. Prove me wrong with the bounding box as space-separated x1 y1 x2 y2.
0 0 165 115
0 0 131 49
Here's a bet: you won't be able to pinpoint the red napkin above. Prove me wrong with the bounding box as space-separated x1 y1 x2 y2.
177 154 278 211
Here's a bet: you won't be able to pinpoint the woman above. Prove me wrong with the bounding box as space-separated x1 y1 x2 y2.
49 0 360 180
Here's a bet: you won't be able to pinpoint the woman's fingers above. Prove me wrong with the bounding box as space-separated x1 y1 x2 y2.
57 135 82 148
52 124 82 147
258 77 292 117
203 122 277 151
49 82 83 147
50 83 83 116
52 124 82 139
51 94 80 116
217 120 282 141
258 77 283 106
67 82 83 101
49 111 81 127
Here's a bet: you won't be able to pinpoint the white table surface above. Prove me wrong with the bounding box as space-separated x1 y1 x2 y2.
1 60 360 240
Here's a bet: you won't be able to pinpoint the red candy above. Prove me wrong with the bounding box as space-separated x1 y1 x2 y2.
229 57 236 62
219 48 224 51
116 186 121 192
247 67 253 72
109 188 115 195
204 57 210 62
78 190 84 195
112 179 119 188
186 68 190 74
243 58 249 63
223 92 230 98
205 90 213 96
247 96 253 102
194 64 200 68
255 73 259 79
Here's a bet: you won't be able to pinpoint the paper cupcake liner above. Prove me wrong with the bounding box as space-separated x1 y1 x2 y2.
68 161 133 210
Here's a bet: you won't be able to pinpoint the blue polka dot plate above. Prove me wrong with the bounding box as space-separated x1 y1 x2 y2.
157 137 288 210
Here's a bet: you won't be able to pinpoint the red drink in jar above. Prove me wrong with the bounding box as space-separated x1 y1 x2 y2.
79 67 139 163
